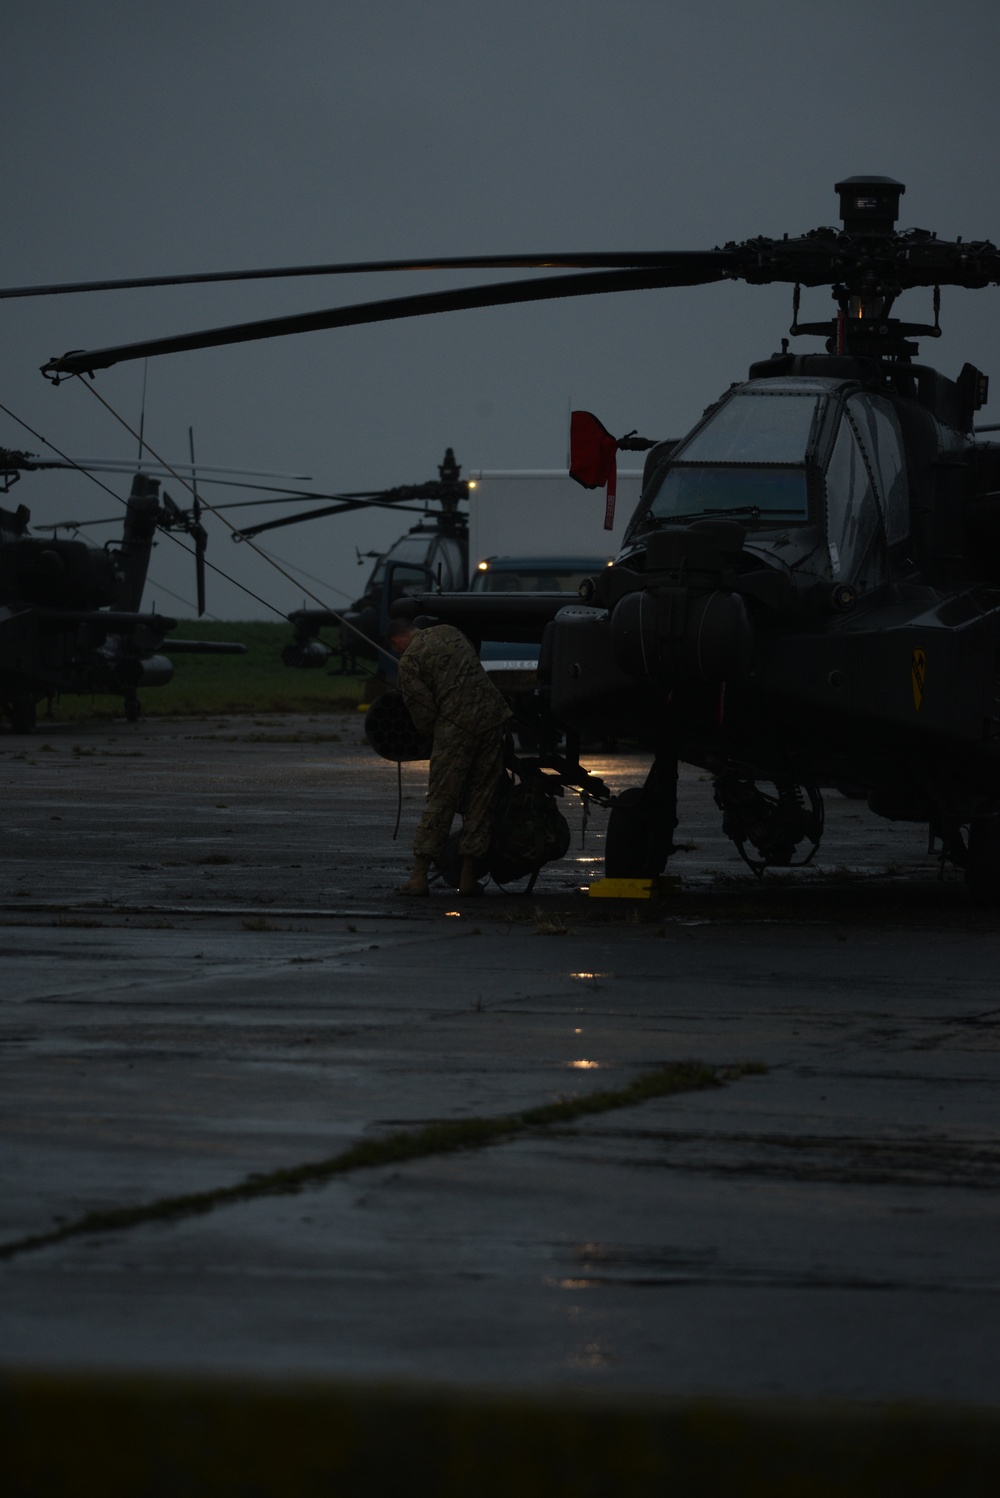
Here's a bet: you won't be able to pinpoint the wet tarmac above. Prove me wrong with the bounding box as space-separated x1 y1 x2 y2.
2 711 999 1402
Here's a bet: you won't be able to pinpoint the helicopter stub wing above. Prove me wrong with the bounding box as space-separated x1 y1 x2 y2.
33 608 179 630
167 639 247 655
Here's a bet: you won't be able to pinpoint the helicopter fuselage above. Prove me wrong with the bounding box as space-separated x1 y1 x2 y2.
544 360 1000 824
404 353 1000 876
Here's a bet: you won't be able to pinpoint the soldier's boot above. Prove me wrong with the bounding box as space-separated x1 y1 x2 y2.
399 857 431 896
458 856 485 897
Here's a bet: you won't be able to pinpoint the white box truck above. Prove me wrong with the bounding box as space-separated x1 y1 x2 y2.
466 468 643 571
462 468 644 686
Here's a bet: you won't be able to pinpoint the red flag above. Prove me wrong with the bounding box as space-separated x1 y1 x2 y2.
569 410 618 531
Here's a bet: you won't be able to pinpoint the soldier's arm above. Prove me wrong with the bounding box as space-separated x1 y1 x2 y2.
397 649 438 737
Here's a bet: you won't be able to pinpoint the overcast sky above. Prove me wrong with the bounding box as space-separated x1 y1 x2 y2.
2 0 999 620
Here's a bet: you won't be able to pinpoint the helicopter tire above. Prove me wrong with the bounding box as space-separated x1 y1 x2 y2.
605 787 671 879
7 696 37 734
124 694 142 724
965 817 1000 905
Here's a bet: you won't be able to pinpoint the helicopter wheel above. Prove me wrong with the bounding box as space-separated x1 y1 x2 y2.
605 788 672 878
965 817 1000 905
124 694 142 724
7 696 37 734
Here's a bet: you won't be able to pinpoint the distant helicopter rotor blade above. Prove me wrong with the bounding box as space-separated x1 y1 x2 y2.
195 532 206 617
234 494 440 539
35 516 122 530
212 493 430 512
66 460 313 480
41 261 734 377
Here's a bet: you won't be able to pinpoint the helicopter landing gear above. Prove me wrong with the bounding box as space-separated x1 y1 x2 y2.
124 693 142 724
965 817 1000 905
604 754 678 878
714 766 824 876
5 694 37 734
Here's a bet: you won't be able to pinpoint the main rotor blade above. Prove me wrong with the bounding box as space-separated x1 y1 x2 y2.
4 250 723 302
42 261 733 377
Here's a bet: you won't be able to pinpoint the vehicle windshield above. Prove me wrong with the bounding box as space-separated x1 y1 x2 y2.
647 391 824 523
471 566 602 594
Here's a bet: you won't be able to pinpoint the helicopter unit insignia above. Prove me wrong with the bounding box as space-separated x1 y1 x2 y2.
911 648 926 711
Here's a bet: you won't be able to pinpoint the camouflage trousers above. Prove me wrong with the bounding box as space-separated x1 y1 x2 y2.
413 722 507 861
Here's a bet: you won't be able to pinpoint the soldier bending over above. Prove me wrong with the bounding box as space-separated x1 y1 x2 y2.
387 617 512 897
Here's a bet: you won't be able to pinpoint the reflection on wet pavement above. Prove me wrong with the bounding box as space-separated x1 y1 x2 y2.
1 713 999 1400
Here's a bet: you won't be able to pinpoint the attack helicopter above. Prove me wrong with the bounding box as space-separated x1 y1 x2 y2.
234 446 469 674
15 174 1000 893
0 448 245 730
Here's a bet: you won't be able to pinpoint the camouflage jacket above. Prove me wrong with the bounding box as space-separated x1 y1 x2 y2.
397 625 512 740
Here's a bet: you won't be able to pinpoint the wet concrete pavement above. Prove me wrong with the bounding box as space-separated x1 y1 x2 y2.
2 712 999 1402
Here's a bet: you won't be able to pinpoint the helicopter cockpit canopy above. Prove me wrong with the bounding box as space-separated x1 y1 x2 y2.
639 377 912 595
644 381 828 525
371 528 467 604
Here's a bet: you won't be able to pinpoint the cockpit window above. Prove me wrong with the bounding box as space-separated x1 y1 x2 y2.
846 395 908 544
646 392 823 523
472 567 597 594
823 408 886 590
649 466 809 519
674 392 825 465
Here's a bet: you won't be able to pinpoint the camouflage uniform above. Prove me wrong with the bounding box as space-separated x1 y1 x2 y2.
397 625 512 860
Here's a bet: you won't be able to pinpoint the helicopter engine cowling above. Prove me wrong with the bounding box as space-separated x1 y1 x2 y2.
600 519 755 687
4 536 119 609
610 585 753 686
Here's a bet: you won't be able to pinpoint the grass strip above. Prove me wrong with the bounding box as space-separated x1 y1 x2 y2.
37 621 369 721
0 1061 764 1262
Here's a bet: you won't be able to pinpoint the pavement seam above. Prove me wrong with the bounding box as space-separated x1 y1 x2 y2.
0 1061 764 1263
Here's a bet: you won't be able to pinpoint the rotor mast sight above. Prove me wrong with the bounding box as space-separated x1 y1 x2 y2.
790 176 947 360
